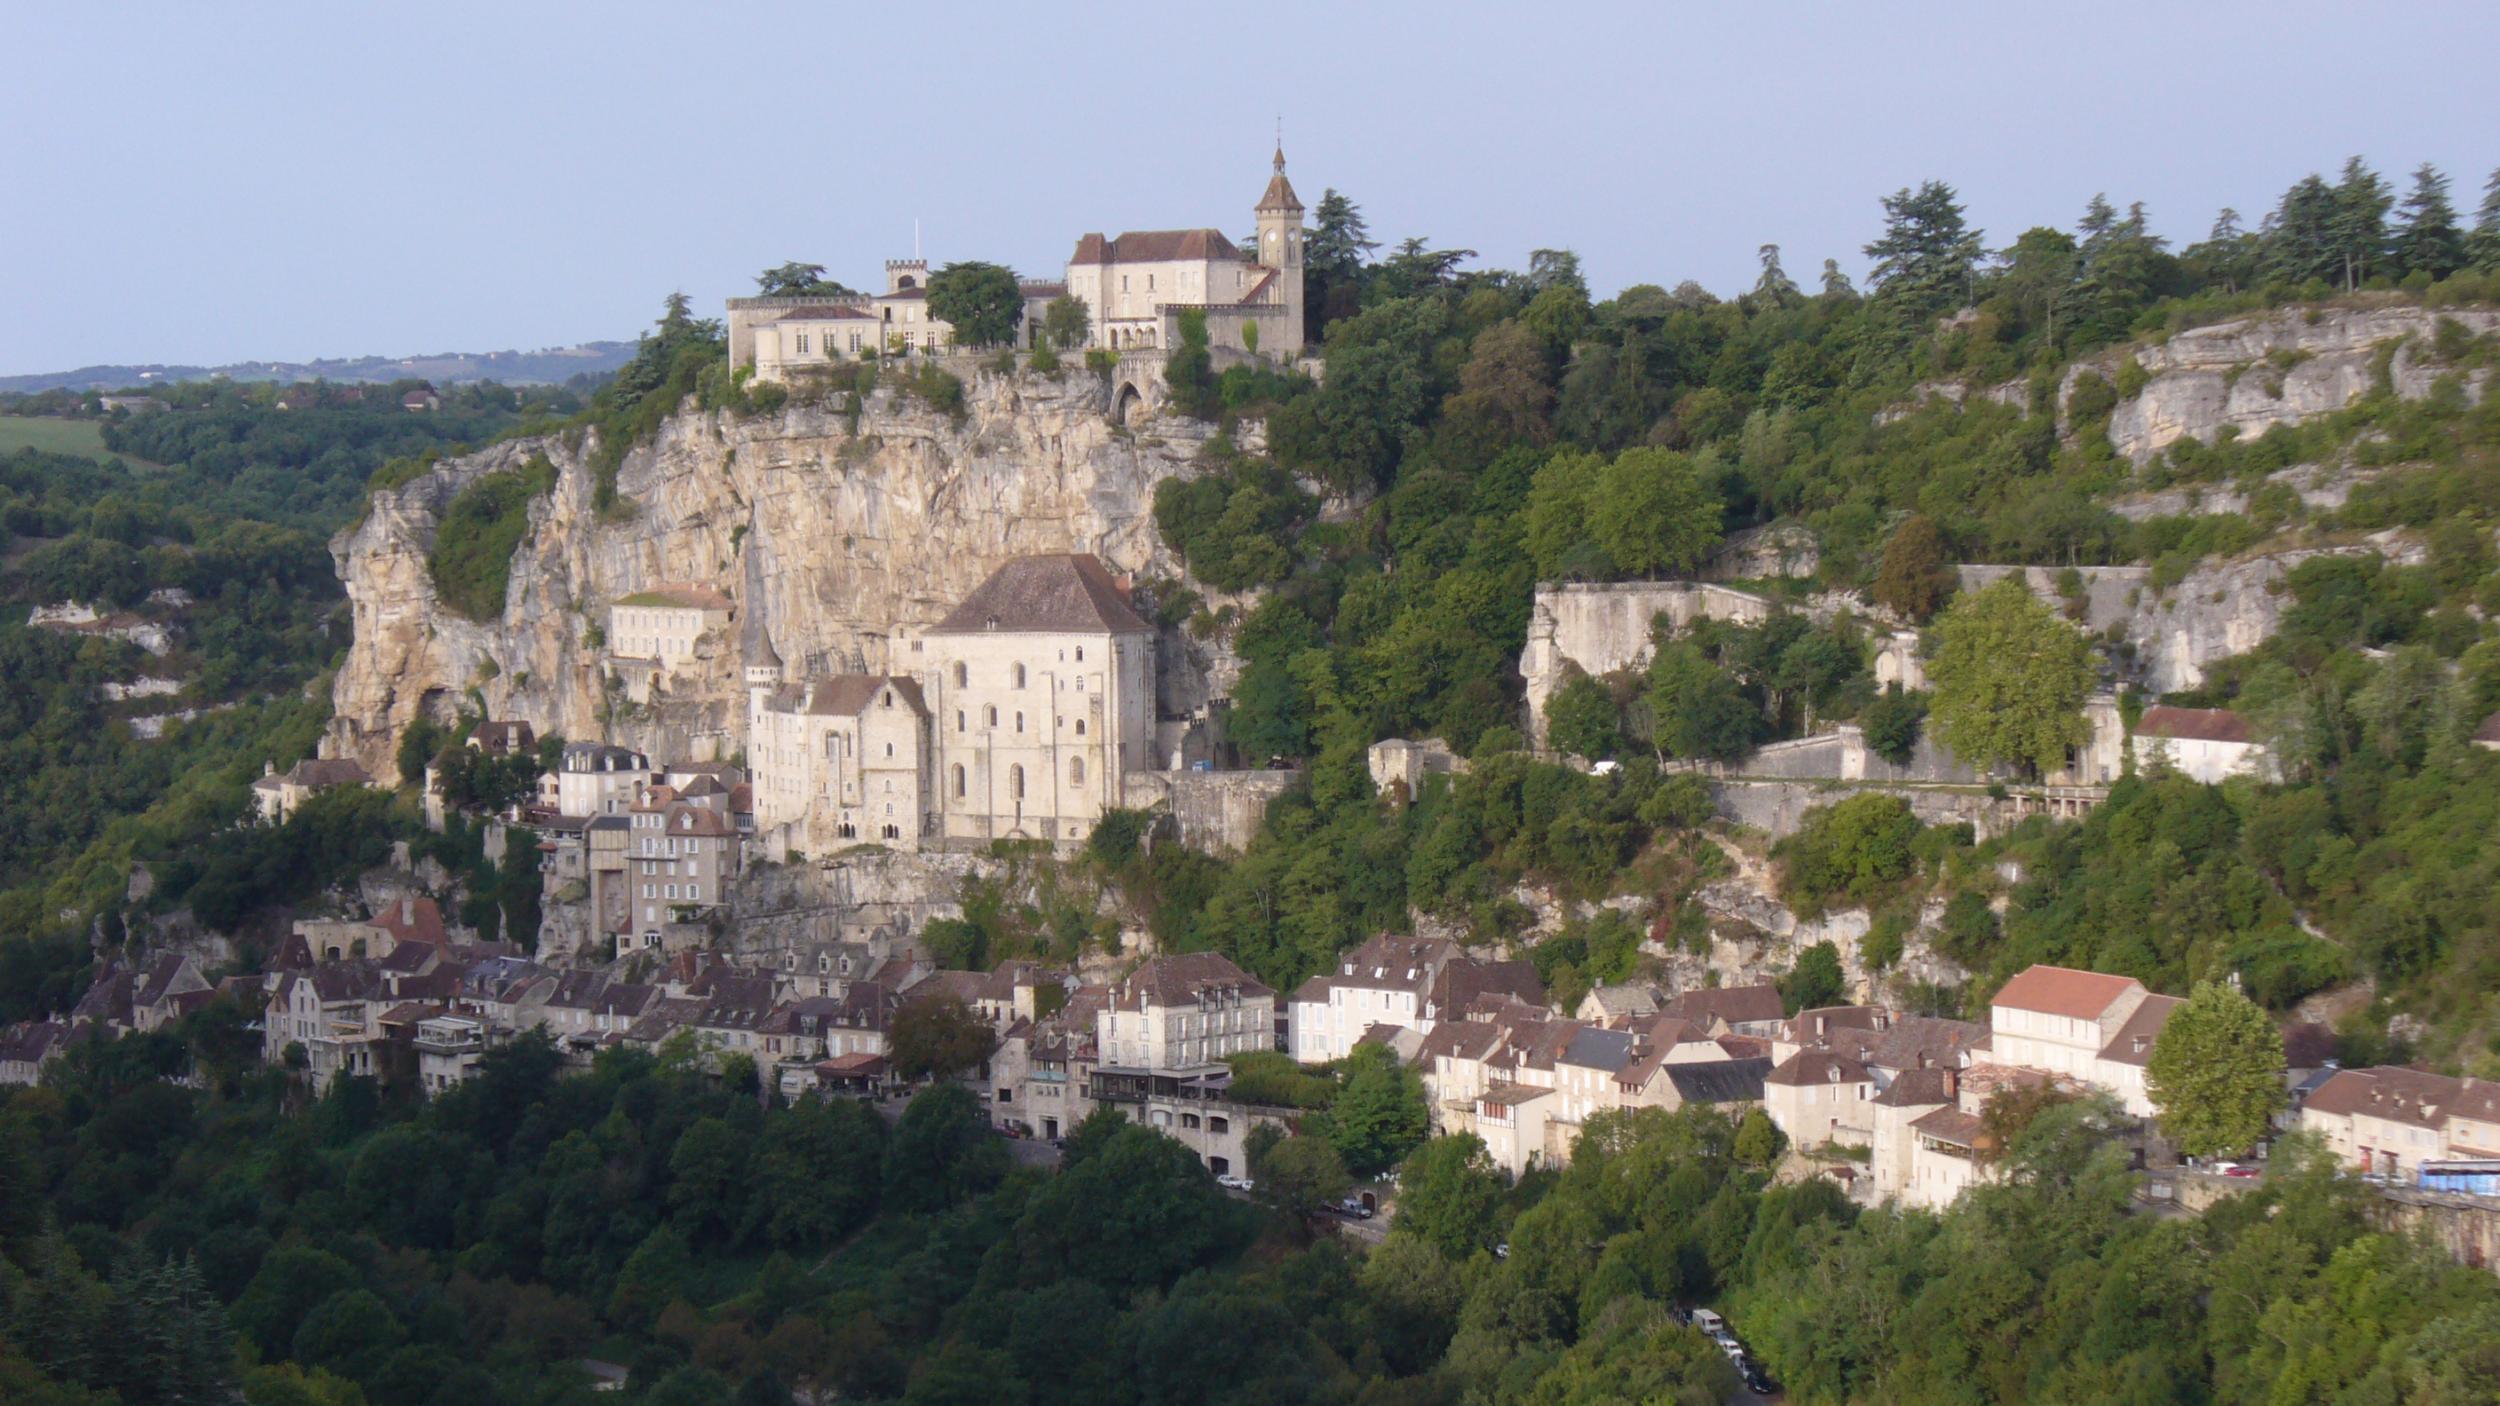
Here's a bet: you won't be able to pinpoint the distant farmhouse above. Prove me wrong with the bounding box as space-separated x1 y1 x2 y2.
726 147 1308 379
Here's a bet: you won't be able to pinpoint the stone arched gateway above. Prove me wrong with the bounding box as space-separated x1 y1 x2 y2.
1112 377 1150 427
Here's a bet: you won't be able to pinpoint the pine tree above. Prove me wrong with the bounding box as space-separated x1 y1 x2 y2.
1304 189 1378 336
1752 243 1799 305
2393 163 2467 279
1864 180 1985 317
2470 167 2500 271
2187 208 2256 293
2263 174 2341 286
2328 155 2393 289
1819 258 1856 300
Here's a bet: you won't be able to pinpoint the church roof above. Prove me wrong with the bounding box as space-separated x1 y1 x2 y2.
1257 146 1303 213
928 554 1152 636
1068 229 1243 265
764 676 929 719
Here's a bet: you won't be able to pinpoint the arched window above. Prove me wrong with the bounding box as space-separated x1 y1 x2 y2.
1070 756 1085 786
952 764 966 798
984 705 997 727
956 709 966 732
952 662 967 687
1009 765 1025 800
883 742 894 758
1012 663 1027 688
1075 718 1086 735
1075 646 1085 662
1014 711 1024 733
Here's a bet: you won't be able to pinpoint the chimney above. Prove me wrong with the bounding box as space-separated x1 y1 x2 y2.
400 897 414 925
1944 1067 1960 1100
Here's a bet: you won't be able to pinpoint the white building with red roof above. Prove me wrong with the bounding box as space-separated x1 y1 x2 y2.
2131 705 2270 784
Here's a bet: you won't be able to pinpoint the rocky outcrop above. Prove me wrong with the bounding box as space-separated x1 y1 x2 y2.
326 368 1224 775
2098 304 2497 464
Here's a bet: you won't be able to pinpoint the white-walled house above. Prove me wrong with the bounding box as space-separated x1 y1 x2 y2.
2131 706 2270 784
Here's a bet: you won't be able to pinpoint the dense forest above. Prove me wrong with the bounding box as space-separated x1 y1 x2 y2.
6 1027 2496 1405
8 156 2500 1404
0 381 577 1021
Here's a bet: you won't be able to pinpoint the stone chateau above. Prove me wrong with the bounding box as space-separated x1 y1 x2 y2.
726 146 1307 378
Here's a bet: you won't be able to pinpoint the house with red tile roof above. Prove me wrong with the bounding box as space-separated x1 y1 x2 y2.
2131 705 2271 783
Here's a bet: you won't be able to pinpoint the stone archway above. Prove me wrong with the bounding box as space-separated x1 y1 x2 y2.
1113 380 1147 427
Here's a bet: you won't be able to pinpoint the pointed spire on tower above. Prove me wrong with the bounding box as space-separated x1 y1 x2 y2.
1257 132 1302 215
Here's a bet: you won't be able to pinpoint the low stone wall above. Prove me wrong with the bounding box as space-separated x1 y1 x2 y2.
1124 768 1300 856
2375 1188 2500 1276
1708 780 2020 841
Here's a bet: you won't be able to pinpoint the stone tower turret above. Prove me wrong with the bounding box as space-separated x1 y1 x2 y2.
1254 145 1306 355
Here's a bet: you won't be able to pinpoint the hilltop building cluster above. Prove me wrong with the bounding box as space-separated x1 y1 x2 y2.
726 147 1307 377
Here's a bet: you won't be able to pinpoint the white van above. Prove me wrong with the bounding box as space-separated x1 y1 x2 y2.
1691 1309 1726 1335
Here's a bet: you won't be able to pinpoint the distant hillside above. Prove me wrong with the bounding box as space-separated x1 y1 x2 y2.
0 340 638 393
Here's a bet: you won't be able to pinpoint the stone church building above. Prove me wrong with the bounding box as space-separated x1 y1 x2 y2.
727 148 1307 376
748 553 1157 855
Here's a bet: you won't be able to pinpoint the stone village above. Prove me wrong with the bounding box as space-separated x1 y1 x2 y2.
9 153 2497 1271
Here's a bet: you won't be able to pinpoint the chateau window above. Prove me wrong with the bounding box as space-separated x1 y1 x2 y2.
1012 663 1026 688
1074 677 1085 693
1070 757 1085 786
1121 276 1129 292
956 709 966 732
953 662 967 687
1009 765 1025 800
1015 711 1024 733
1075 719 1086 735
884 742 894 758
985 706 997 727
795 333 810 354
1075 646 1084 661
953 765 966 798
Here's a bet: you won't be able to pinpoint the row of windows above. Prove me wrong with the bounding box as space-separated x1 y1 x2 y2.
947 653 1087 690
640 882 702 901
945 758 1088 799
953 706 1088 736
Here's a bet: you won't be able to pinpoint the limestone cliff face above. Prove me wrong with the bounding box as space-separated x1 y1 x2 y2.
327 368 1225 774
2099 304 2497 464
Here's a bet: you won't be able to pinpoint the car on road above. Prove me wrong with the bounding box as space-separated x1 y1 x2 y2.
1215 1174 1254 1193
1332 1196 1375 1220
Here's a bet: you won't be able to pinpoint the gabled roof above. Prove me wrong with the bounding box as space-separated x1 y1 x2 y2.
762 675 930 719
2304 1066 2468 1130
1991 965 2144 1021
928 554 1152 636
1666 984 1785 1029
370 895 448 948
257 757 373 791
1876 1066 1956 1107
1068 229 1244 265
1910 1107 1987 1147
2476 712 2500 744
1663 1057 1772 1105
2136 705 2254 744
1111 952 1273 1012
1767 1050 1871 1087
1559 1026 1636 1073
1433 956 1544 1015
2096 993 2184 1067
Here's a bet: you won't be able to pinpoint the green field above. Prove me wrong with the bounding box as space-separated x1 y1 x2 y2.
0 414 113 459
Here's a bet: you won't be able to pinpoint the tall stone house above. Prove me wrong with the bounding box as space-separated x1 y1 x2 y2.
748 553 1156 855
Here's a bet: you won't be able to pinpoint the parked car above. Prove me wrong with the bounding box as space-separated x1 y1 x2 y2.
1691 1309 1726 1336
2223 1163 2262 1178
1493 1242 1509 1260
1332 1196 1375 1220
1215 1174 1254 1193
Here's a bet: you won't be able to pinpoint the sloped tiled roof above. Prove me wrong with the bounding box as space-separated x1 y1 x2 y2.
2096 993 2184 1067
1559 1026 1636 1073
1068 229 1244 265
1111 952 1273 1011
2304 1066 2466 1130
1910 1107 1987 1147
1434 956 1544 1015
2136 706 2254 744
1876 1066 1956 1107
1992 965 2143 1021
1663 1057 1772 1105
928 554 1152 636
764 675 930 719
1667 984 1785 1029
1767 1050 1871 1087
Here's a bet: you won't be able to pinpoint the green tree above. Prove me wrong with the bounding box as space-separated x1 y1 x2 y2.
1041 294 1091 350
1523 448 1610 579
889 993 996 1082
2393 163 2468 280
925 261 1024 347
1927 578 2094 776
1864 180 1984 316
1311 1044 1430 1176
755 262 858 297
2328 155 2393 290
1734 1107 1788 1168
1861 685 1927 765
2472 167 2500 270
882 1084 1008 1212
1588 447 1722 578
2146 981 2286 1158
1872 514 1954 621
1544 672 1621 760
1778 793 1924 915
1779 941 1847 1016
1250 1133 1351 1220
1393 1134 1505 1259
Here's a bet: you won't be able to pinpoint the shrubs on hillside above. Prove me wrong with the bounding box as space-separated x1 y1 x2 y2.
427 455 557 621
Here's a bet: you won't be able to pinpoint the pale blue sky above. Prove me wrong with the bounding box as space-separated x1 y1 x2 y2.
5 1 2495 374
